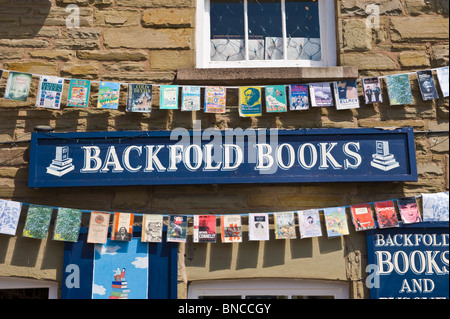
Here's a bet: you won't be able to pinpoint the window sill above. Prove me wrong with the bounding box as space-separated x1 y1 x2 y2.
175 66 358 86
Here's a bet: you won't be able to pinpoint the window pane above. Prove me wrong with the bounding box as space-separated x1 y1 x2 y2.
210 0 245 61
248 0 282 60
285 0 321 61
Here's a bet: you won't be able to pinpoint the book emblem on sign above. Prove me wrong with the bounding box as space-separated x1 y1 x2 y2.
46 146 75 177
370 141 399 171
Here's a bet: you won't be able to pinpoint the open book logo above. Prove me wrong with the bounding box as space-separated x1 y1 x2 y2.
46 146 75 177
370 141 399 171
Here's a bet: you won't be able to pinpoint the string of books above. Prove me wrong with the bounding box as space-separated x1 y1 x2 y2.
0 66 448 115
0 192 448 244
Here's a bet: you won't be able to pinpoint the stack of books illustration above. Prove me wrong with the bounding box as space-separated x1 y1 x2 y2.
370 141 399 171
110 280 130 299
46 146 74 177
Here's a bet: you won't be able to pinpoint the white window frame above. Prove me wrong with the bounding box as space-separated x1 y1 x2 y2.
188 278 349 299
196 0 337 68
0 276 59 299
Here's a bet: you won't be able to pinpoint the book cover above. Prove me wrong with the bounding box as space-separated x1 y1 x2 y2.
53 207 82 242
385 74 413 105
181 86 201 111
87 211 111 244
436 66 449 97
417 70 439 101
220 215 242 243
298 209 322 239
35 75 64 109
194 215 216 243
289 84 309 111
397 197 421 224
22 205 53 239
160 85 179 109
333 80 360 110
374 200 399 228
248 213 270 241
350 203 376 231
167 215 187 242
309 82 333 107
274 212 296 239
362 77 383 104
205 86 226 113
141 214 163 243
0 199 22 236
111 212 134 241
265 85 287 113
126 84 152 112
4 71 33 102
422 192 449 222
67 79 91 107
323 206 349 238
97 82 120 109
239 86 262 117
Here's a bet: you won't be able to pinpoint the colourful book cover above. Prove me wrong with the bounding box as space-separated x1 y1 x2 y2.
160 85 179 109
333 80 360 110
436 66 449 97
397 197 421 224
181 86 201 111
362 77 383 104
274 212 296 239
416 70 439 101
374 200 399 228
141 214 163 243
53 207 82 242
4 71 33 102
194 215 216 243
421 192 449 222
265 85 287 113
36 75 64 109
248 213 270 241
298 209 322 239
239 86 262 117
22 205 53 239
205 86 226 113
385 74 413 105
97 82 120 109
111 212 134 241
309 82 333 107
220 215 242 243
289 84 309 110
0 199 22 236
350 203 375 231
126 84 152 112
87 211 111 244
323 206 349 238
67 79 91 107
167 215 187 243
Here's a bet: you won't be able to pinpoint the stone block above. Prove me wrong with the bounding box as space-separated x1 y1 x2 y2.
29 50 74 61
77 50 148 61
340 52 397 70
3 61 57 75
391 16 449 42
142 8 195 28
149 50 194 70
60 62 99 79
94 9 140 26
116 0 194 8
342 19 372 52
399 52 431 68
340 0 403 16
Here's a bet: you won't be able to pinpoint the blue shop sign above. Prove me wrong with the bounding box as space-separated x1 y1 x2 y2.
28 127 417 188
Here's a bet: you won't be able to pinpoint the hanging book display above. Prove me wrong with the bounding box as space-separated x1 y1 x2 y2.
141 214 163 243
416 70 439 101
298 209 322 239
36 75 64 109
397 197 421 224
204 86 226 113
289 84 309 110
374 200 399 229
220 215 242 243
422 192 449 222
167 215 187 243
97 82 120 109
126 84 152 113
111 212 134 241
265 85 287 113
87 211 111 244
160 85 179 109
362 77 383 104
53 208 82 242
67 79 91 107
0 199 22 236
22 205 53 240
436 66 449 97
309 82 333 107
385 74 413 105
333 80 360 110
4 71 32 102
248 213 270 241
239 86 262 117
193 215 216 243
274 211 296 239
181 86 201 111
323 206 350 238
350 203 376 231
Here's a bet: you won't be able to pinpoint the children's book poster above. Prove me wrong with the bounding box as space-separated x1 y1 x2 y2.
323 206 349 238
67 79 91 107
141 214 163 243
416 70 439 101
36 76 64 109
374 200 399 229
111 212 134 241
350 203 376 231
422 192 449 222
97 82 120 109
4 71 33 102
167 215 187 243
53 208 82 242
194 215 216 243
87 212 111 244
220 215 242 243
181 86 201 111
298 209 322 239
309 83 333 107
385 74 413 105
274 212 296 239
248 213 270 241
205 86 226 113
265 85 287 113
126 84 152 112
22 205 53 239
92 238 148 299
333 80 360 110
239 86 262 117
436 66 449 97
289 84 309 111
0 199 22 236
160 85 179 109
362 77 383 104
397 197 421 224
